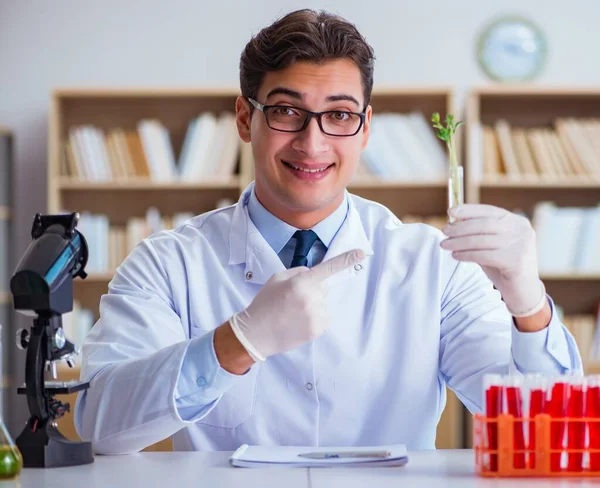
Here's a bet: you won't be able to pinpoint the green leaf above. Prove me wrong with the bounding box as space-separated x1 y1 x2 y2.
431 112 440 124
436 128 449 141
446 114 454 124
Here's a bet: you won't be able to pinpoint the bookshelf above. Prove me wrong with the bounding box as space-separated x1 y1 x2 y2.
464 86 600 446
466 86 600 315
48 87 464 449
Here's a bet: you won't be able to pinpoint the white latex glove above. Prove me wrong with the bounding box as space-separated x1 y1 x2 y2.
229 249 366 362
440 203 546 317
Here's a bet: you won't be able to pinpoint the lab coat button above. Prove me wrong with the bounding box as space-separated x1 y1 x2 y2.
245 271 253 280
354 264 362 271
306 382 313 391
196 376 207 387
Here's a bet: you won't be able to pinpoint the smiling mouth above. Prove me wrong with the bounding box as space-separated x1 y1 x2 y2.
282 161 334 173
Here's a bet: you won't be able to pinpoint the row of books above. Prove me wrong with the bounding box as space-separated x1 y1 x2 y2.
72 200 233 274
72 202 600 277
356 112 447 180
482 118 600 179
63 110 448 184
62 112 240 182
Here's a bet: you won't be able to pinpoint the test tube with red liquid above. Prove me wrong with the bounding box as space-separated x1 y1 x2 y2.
526 374 548 469
504 375 526 469
587 375 600 471
484 374 504 472
566 375 586 472
548 376 570 472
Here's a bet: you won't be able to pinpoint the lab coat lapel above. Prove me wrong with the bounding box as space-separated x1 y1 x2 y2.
321 195 374 285
228 183 286 285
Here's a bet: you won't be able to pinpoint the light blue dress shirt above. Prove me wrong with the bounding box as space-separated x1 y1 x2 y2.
75 182 583 454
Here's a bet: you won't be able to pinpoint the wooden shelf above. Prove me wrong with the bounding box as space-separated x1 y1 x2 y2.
0 206 10 220
58 177 241 190
542 274 600 281
586 361 600 374
479 177 600 188
0 292 9 304
349 179 446 189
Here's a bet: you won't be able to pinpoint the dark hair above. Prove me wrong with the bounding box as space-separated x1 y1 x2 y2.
239 9 375 109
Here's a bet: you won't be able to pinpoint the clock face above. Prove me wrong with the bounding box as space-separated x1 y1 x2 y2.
478 16 547 82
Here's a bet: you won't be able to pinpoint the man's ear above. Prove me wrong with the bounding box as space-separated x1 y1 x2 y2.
236 96 252 143
360 105 372 151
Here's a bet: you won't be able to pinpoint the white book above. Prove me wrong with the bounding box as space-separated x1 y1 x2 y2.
155 121 177 181
137 120 164 181
384 114 433 180
68 129 88 180
86 126 108 181
177 117 198 178
91 127 112 181
360 114 399 179
214 114 240 180
202 112 236 179
538 206 585 274
532 201 557 274
181 113 218 181
407 112 447 176
574 206 600 273
77 127 98 181
468 122 483 183
584 207 600 273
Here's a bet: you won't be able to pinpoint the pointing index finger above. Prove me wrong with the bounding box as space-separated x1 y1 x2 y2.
305 249 365 282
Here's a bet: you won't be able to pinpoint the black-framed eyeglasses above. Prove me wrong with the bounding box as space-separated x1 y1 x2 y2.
247 97 366 137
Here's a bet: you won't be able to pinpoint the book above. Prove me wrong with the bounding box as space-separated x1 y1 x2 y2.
229 443 409 468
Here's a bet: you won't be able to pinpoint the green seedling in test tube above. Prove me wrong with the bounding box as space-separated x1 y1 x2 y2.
431 112 464 222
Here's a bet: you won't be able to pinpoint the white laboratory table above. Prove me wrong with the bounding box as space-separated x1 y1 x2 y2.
7 449 599 487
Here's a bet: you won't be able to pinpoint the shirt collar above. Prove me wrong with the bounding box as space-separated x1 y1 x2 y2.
247 185 349 254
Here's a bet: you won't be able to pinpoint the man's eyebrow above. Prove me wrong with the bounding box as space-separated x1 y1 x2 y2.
264 88 361 109
326 94 360 107
265 87 303 100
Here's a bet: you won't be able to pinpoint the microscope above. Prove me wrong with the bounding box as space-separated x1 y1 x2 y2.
10 212 94 467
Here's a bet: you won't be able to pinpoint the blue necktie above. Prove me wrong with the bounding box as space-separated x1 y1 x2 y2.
290 230 318 268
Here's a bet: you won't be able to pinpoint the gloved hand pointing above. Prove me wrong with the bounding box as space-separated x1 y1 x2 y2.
229 249 366 362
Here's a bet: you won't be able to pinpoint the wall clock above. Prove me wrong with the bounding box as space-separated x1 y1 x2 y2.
477 16 547 82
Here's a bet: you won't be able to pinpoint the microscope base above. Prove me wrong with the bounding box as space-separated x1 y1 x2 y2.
16 420 94 468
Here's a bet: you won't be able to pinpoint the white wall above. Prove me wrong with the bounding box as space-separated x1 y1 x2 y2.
2 0 600 253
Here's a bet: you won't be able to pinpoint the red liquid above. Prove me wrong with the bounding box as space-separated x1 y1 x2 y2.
567 385 585 472
485 385 503 472
506 386 526 469
549 382 569 472
528 389 545 468
587 385 600 471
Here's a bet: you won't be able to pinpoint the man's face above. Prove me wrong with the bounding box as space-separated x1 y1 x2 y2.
236 58 372 225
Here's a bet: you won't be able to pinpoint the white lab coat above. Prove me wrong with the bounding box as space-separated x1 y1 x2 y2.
75 182 581 454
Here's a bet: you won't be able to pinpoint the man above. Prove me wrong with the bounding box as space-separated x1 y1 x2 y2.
75 9 582 454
